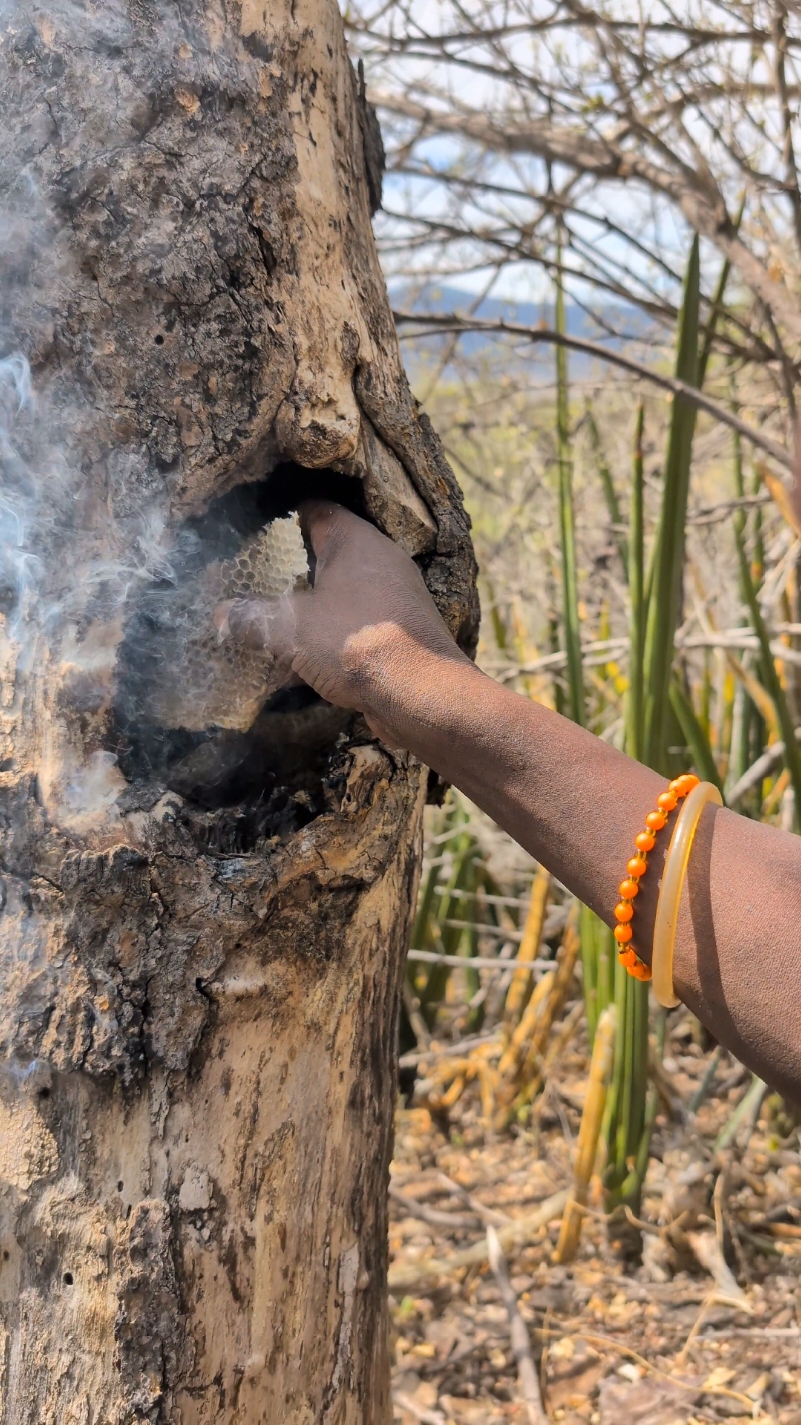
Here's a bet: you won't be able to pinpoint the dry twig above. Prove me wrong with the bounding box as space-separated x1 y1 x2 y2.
486 1225 549 1424
393 1391 446 1425
388 1188 569 1290
389 1183 481 1231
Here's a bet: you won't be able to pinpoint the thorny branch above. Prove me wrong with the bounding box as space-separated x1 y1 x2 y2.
350 0 801 416
394 309 793 468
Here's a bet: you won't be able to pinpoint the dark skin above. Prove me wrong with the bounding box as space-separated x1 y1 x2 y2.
219 501 801 1103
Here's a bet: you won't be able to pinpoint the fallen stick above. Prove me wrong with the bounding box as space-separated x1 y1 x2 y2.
699 1325 801 1338
408 947 552 971
393 1392 446 1425
686 1231 753 1313
388 1188 569 1290
389 1183 480 1231
487 1225 549 1424
531 1326 755 1412
435 1171 512 1227
398 1030 500 1070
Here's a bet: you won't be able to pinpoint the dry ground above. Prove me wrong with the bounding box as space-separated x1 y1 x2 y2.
389 1023 801 1425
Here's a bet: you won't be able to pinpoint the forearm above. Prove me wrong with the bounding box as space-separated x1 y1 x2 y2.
382 648 801 1100
231 501 801 1099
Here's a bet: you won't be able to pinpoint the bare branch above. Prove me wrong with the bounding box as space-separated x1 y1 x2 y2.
393 309 792 468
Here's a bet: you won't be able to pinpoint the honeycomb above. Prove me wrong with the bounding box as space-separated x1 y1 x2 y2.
140 515 309 732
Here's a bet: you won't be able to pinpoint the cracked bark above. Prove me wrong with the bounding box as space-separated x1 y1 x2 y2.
0 2 477 1421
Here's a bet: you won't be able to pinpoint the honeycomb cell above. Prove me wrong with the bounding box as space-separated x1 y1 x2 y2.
138 514 310 732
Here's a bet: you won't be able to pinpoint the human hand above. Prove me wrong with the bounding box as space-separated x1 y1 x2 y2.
215 501 467 742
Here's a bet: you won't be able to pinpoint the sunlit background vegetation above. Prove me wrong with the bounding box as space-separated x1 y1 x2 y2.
344 0 801 1222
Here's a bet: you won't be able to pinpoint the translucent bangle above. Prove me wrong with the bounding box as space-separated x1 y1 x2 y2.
651 780 723 1009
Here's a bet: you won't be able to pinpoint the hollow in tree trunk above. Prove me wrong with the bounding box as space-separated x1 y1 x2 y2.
0 2 477 1420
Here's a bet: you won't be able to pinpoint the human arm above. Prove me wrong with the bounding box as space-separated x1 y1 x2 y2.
221 502 801 1101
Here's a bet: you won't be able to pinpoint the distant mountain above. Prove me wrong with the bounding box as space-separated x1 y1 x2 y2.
390 282 660 375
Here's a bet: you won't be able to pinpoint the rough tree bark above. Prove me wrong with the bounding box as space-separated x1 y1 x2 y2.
0 2 477 1421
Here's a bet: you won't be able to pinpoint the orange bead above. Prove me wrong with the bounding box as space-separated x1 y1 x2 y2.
677 773 700 796
657 791 677 812
626 856 647 879
615 901 634 923
619 947 637 968
619 878 640 899
631 961 652 981
668 778 684 797
645 809 667 832
635 830 656 854
614 922 633 944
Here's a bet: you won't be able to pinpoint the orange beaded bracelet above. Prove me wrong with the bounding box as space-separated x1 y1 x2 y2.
614 773 701 982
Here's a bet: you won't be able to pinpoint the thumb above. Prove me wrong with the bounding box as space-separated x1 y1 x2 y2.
298 498 367 573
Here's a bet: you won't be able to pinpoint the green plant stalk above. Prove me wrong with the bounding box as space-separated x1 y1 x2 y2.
410 859 441 966
746 447 766 793
579 902 599 1046
614 963 636 1174
713 1074 768 1153
689 1044 723 1115
556 248 606 1055
735 529 801 820
546 560 566 718
595 919 614 1031
630 971 649 1165
699 650 712 741
604 238 729 1216
485 577 511 655
695 193 742 391
698 245 735 388
603 965 650 1211
587 404 628 576
716 652 734 769
729 389 765 810
644 236 701 771
595 951 621 1174
599 404 652 1210
463 858 482 1025
417 807 478 1024
668 681 724 794
727 681 747 796
580 904 615 1047
626 403 645 761
600 953 626 1187
627 1087 659 1203
555 242 585 728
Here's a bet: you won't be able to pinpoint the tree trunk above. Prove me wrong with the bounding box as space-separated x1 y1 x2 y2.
0 3 476 1421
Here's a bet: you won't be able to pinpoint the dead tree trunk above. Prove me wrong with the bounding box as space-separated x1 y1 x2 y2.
0 3 476 1421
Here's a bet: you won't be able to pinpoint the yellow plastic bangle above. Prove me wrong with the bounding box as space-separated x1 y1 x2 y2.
651 780 723 1009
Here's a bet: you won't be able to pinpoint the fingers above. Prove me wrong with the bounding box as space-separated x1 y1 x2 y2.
364 711 403 749
297 499 373 564
297 499 341 558
214 593 299 658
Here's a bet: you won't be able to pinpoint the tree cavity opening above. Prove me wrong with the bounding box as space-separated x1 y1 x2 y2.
111 465 367 844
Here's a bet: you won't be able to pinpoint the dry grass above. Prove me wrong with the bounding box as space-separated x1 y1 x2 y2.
390 1010 801 1424
393 324 801 1420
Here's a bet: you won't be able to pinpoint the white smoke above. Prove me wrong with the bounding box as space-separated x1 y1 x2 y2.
0 13 315 838
0 353 43 633
0 179 178 836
